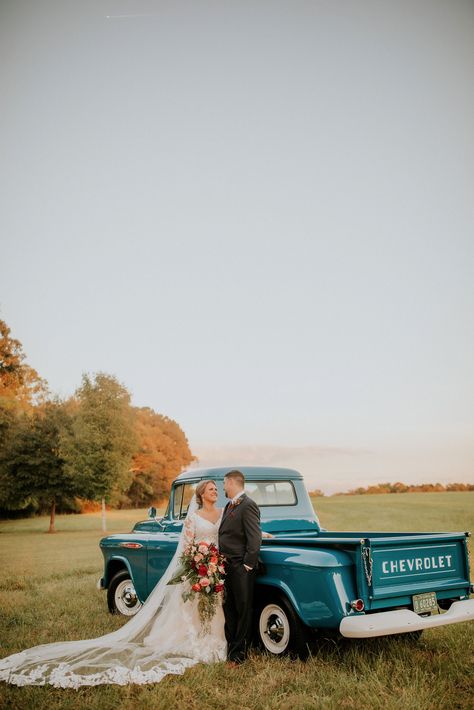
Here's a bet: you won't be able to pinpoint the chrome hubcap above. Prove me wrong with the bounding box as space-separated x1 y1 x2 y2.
115 580 142 616
122 586 136 607
259 603 290 654
266 614 285 642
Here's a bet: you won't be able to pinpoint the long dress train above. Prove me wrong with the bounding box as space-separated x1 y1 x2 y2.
0 508 227 688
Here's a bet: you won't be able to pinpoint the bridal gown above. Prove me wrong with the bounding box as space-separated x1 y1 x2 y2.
0 510 227 688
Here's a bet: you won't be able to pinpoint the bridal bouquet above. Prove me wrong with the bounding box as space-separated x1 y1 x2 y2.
168 540 226 632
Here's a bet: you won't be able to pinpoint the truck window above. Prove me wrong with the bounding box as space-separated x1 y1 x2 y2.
172 481 199 519
245 480 296 506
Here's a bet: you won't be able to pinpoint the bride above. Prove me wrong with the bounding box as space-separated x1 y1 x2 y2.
0 480 231 688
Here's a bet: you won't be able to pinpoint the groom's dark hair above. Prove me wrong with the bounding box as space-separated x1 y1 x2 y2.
224 470 245 487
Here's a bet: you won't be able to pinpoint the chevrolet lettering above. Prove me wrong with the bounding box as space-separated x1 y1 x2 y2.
382 555 453 574
98 467 474 658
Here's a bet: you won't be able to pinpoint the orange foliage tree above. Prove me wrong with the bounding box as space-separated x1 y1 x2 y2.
125 407 196 507
0 319 48 411
0 319 196 514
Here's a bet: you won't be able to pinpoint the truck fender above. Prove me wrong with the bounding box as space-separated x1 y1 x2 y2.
255 577 306 622
257 550 357 628
105 556 136 590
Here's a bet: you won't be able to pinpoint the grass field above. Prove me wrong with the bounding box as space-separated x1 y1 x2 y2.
0 493 473 710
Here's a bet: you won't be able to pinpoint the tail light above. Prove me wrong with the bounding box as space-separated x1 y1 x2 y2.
350 599 365 612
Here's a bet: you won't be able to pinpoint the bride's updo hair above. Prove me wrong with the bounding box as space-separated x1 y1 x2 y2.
195 479 214 508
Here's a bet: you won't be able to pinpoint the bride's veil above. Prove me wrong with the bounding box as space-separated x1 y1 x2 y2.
0 493 207 687
185 492 199 518
105 491 199 641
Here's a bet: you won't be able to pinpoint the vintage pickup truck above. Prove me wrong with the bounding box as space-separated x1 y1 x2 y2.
98 466 474 658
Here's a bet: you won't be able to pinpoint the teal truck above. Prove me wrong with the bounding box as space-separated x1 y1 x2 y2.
98 466 474 658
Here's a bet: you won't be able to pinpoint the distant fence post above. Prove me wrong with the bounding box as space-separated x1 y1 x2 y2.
101 497 107 532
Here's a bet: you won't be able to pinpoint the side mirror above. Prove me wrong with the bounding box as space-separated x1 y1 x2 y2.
148 506 157 519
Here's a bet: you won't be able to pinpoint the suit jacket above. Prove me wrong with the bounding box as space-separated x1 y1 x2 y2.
218 493 261 569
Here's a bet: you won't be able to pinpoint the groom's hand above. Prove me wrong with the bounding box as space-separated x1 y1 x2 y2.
242 498 261 570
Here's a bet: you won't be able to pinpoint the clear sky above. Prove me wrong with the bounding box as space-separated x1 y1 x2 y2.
1 1 473 493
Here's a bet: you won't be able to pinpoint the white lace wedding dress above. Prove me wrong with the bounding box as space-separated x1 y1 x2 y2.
0 506 227 688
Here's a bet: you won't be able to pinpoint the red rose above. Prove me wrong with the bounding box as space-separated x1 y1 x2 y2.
214 583 224 593
198 564 208 576
191 583 201 592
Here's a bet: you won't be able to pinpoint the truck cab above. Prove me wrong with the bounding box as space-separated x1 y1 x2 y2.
99 466 318 614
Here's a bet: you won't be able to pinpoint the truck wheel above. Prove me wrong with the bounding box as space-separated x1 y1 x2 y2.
107 570 142 616
257 595 311 660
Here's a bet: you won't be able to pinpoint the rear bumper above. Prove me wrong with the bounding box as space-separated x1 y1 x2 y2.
340 599 474 638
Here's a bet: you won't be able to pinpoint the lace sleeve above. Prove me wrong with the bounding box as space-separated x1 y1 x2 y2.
181 513 196 549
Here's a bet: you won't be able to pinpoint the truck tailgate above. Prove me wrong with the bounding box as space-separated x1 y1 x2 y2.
358 533 471 609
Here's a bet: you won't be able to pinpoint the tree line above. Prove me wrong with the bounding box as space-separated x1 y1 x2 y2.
333 481 474 496
0 319 195 531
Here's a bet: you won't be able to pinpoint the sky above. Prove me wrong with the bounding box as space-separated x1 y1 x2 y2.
1 1 473 493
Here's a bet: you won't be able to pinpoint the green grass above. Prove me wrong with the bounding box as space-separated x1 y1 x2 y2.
1 494 473 710
313 491 474 535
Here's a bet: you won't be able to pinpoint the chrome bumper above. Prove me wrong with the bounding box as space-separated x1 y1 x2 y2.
339 599 474 638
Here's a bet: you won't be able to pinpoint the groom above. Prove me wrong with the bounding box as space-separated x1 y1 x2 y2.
218 469 261 666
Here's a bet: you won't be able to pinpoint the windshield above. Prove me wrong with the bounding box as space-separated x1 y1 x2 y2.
171 478 297 517
172 481 199 519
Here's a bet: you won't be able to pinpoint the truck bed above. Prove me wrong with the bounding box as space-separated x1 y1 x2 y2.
262 530 471 611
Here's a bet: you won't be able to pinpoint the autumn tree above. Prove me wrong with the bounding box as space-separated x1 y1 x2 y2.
61 373 137 529
0 319 52 522
126 407 195 507
0 319 48 410
0 320 196 521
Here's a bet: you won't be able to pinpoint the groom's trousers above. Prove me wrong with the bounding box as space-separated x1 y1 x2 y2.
223 561 256 663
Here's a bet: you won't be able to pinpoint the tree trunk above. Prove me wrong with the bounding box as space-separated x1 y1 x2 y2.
48 499 56 533
101 496 107 532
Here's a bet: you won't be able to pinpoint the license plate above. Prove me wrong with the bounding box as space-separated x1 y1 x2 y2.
413 591 437 614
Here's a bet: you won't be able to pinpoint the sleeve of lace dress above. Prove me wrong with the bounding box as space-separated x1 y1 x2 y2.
182 513 196 547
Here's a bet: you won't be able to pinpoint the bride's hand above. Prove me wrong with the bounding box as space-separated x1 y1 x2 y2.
261 531 274 539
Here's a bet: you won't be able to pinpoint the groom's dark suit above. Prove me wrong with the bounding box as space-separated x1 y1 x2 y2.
218 493 261 663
